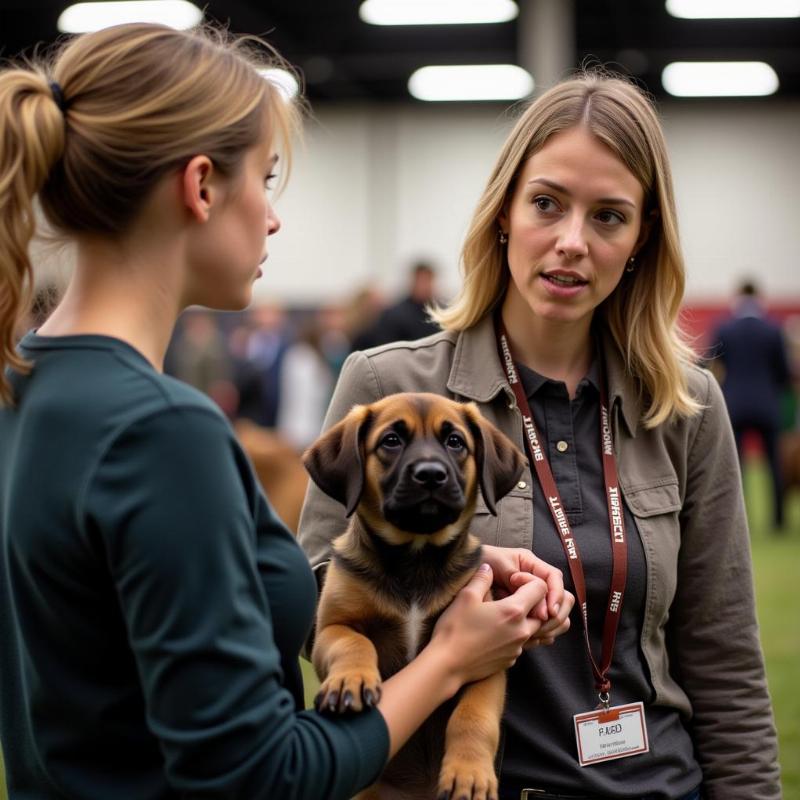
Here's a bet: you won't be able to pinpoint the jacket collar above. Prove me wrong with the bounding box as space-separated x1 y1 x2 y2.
600 334 642 438
447 313 642 437
447 313 512 404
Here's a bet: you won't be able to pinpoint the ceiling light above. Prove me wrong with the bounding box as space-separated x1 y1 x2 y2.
360 0 518 26
259 69 300 101
666 0 800 18
661 62 779 96
58 1 203 33
408 64 533 102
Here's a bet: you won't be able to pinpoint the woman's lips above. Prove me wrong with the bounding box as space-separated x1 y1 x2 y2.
540 271 588 296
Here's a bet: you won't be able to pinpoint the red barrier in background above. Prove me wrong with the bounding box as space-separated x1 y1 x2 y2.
681 302 800 356
682 302 800 458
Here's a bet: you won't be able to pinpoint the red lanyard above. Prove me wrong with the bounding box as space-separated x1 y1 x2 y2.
497 320 628 707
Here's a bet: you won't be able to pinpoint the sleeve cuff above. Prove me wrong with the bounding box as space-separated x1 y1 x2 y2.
300 707 390 796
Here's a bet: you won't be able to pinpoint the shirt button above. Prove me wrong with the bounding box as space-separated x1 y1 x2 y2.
517 480 527 489
556 440 569 453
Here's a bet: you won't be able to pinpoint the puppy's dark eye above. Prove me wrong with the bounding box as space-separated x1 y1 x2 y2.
379 432 403 450
445 433 466 451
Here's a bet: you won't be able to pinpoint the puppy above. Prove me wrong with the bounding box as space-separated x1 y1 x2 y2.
303 392 525 800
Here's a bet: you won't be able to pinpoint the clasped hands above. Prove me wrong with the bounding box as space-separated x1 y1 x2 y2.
481 545 575 648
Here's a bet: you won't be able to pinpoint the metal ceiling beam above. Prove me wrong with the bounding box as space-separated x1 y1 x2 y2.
518 0 576 95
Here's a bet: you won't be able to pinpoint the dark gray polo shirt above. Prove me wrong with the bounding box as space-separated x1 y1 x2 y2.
499 358 701 799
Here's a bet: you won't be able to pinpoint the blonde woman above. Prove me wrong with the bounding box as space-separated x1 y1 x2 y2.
0 24 565 799
299 73 781 799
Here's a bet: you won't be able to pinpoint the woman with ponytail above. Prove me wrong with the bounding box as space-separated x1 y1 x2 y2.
0 24 565 799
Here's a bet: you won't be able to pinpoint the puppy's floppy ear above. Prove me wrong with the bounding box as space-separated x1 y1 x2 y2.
302 405 372 517
464 403 525 516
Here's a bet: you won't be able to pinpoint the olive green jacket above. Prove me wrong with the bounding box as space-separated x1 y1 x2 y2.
298 313 781 799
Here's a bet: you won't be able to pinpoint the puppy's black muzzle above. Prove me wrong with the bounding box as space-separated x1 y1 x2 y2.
383 457 466 534
410 460 448 489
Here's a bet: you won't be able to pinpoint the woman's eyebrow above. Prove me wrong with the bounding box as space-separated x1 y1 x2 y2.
526 177 636 208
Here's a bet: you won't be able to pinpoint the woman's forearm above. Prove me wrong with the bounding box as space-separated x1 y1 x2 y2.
377 641 461 759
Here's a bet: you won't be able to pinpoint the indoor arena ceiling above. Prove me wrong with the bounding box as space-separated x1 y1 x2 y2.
1 0 799 102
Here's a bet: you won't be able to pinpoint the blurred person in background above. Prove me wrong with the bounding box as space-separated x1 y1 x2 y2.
344 283 386 353
0 21 567 800
166 308 237 416
276 312 336 451
315 302 352 376
224 319 267 423
361 259 441 347
300 71 781 800
710 279 792 532
245 301 290 427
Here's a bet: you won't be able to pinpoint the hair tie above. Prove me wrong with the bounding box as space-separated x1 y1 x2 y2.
48 80 68 114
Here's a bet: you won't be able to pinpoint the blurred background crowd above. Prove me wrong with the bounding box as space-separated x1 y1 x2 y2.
19 265 800 539
133 281 800 538
15 262 444 533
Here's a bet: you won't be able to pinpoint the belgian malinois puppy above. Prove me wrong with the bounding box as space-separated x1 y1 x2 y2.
303 392 525 800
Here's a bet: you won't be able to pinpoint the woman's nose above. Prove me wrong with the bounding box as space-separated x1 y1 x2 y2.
267 205 281 236
555 214 588 259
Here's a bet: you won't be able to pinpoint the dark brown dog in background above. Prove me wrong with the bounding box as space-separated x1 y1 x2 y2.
234 419 309 534
303 392 525 800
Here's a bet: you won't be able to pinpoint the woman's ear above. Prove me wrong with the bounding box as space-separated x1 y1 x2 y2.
634 208 658 255
497 207 509 235
182 155 215 223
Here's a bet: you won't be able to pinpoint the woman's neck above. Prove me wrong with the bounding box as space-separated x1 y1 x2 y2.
500 295 594 399
37 237 183 371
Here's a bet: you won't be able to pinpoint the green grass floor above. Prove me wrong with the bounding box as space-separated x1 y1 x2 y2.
744 460 800 799
2 460 797 799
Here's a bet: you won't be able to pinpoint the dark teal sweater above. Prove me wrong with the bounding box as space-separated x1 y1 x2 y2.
0 333 388 799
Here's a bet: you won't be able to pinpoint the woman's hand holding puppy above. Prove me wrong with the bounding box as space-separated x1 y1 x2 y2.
480 545 575 648
376 563 546 758
430 563 548 687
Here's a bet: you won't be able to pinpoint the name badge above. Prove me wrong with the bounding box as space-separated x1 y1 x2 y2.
573 701 649 766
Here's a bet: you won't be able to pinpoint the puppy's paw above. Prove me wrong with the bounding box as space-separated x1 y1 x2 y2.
437 754 498 800
314 669 382 714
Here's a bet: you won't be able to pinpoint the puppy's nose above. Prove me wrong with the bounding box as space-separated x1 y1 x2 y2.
410 461 448 488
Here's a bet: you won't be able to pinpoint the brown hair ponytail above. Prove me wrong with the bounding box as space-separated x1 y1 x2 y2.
0 70 65 404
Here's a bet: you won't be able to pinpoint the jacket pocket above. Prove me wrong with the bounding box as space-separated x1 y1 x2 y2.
623 478 682 686
473 491 532 549
623 479 681 518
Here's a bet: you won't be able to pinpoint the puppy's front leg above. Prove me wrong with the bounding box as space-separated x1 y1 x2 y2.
437 670 506 800
313 623 383 713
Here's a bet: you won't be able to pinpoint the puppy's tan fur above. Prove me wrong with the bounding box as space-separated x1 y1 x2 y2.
304 393 525 800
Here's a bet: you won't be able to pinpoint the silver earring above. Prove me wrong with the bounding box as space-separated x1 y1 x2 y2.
499 230 508 244
626 256 636 273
